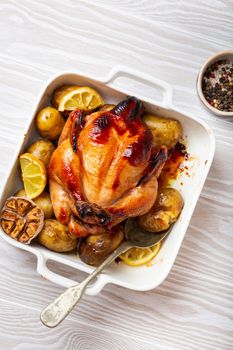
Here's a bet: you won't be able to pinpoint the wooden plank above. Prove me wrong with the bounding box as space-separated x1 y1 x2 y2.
0 0 232 349
0 300 159 350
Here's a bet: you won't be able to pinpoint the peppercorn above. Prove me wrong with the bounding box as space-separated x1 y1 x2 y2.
202 59 233 112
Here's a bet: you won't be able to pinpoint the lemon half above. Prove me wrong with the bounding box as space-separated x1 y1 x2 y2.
119 242 161 266
19 153 47 199
52 85 104 112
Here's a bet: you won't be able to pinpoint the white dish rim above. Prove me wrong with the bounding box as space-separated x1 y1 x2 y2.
0 65 216 294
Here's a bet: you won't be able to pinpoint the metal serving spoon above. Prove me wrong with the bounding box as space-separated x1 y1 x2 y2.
40 219 172 328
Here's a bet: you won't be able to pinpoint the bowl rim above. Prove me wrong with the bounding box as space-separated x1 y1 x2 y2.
197 50 233 117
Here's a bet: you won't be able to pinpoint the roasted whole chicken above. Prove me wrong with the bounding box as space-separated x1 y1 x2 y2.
49 97 167 237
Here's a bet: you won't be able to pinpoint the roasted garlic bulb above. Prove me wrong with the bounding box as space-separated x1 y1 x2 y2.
0 196 44 244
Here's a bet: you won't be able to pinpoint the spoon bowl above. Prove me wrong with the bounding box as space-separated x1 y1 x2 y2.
125 218 172 247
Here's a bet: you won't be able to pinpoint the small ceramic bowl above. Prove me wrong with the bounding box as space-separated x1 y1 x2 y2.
197 50 233 117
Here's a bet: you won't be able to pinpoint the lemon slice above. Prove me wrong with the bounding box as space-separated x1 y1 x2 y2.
52 86 77 109
119 242 161 266
19 153 47 199
53 85 105 112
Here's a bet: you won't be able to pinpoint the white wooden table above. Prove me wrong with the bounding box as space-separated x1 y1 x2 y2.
0 1 232 349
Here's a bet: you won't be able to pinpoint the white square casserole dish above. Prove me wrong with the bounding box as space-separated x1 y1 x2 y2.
0 66 215 295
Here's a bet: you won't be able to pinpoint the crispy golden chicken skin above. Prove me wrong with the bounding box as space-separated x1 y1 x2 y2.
49 97 167 237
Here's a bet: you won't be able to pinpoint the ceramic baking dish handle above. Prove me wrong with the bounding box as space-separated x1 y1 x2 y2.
103 65 173 107
36 252 108 295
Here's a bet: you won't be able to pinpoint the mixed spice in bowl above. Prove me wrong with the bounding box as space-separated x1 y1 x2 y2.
197 50 233 117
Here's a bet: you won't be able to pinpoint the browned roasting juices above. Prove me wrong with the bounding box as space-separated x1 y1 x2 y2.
158 142 189 187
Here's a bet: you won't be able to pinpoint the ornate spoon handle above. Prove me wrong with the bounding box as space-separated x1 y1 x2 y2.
40 241 131 328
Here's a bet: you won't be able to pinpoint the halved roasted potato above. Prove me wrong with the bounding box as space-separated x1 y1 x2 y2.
143 115 182 149
37 219 77 252
137 187 184 232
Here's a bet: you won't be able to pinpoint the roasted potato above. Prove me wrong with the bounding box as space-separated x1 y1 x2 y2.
38 219 77 252
1 196 44 244
31 192 54 219
143 114 182 149
15 188 27 198
36 106 65 140
137 188 184 232
79 228 124 266
27 138 55 169
15 189 53 219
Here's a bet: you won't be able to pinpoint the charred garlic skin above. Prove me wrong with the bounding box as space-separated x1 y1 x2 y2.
15 189 54 220
0 196 44 244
